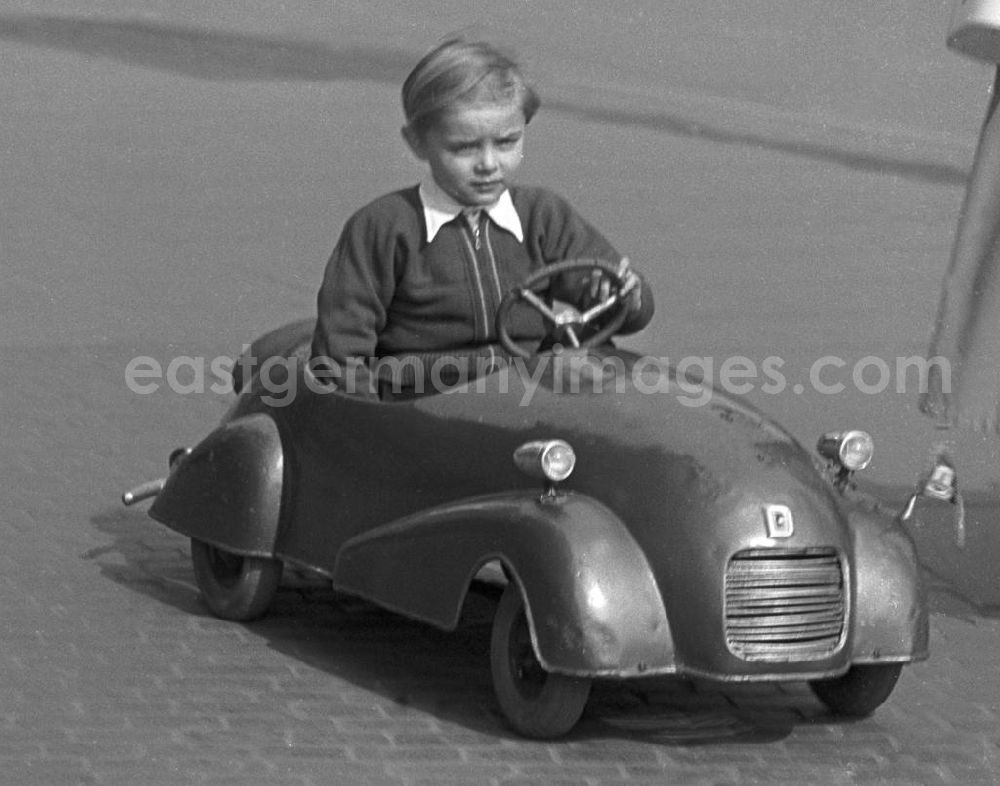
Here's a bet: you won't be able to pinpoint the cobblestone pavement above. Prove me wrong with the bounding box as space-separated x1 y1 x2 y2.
3 346 999 786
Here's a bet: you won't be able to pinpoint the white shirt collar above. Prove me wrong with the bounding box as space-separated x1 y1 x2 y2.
418 178 524 243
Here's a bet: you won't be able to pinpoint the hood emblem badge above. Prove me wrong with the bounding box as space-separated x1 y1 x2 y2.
764 504 794 538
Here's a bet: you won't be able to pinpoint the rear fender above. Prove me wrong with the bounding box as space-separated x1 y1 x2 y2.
334 491 674 677
849 507 928 662
232 317 313 393
149 413 283 557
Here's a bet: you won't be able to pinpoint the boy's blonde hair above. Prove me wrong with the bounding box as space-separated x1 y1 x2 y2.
402 38 540 138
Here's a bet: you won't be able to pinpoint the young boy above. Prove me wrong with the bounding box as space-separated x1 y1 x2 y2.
310 38 654 397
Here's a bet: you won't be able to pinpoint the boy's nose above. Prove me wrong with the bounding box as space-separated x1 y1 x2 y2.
476 146 498 172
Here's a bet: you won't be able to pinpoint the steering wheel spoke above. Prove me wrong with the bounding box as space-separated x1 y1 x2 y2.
519 289 561 323
579 293 621 325
495 259 632 360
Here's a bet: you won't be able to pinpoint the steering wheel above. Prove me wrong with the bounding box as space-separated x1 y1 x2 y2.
495 258 631 359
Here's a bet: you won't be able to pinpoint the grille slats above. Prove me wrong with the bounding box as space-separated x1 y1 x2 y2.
725 549 845 661
728 585 841 600
727 610 844 628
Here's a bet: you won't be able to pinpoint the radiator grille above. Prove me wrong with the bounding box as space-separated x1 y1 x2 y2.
725 548 845 661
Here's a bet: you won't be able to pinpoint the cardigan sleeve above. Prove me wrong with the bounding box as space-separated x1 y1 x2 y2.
521 187 655 335
310 205 398 397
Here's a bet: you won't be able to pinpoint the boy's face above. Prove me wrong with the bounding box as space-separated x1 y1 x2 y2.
404 99 525 208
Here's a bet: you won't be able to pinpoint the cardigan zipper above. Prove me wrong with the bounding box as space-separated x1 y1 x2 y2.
460 226 491 341
482 222 503 309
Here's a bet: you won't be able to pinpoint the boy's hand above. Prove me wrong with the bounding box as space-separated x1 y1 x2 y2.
589 257 641 314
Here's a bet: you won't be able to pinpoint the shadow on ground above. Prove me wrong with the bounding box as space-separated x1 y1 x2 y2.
0 13 965 185
0 13 413 82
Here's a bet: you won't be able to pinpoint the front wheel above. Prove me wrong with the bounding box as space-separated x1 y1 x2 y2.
490 584 591 738
190 539 282 621
809 663 903 717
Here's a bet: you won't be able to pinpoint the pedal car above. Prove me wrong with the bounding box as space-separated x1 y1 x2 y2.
123 259 937 738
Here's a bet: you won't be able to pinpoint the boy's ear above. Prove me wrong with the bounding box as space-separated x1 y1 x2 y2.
401 125 426 161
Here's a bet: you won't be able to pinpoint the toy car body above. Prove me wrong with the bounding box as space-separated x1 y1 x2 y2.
124 285 937 738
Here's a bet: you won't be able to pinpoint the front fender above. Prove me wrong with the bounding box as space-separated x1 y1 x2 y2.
334 491 674 677
849 505 928 663
149 413 283 557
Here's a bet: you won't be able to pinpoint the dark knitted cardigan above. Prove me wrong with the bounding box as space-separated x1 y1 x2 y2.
310 184 654 394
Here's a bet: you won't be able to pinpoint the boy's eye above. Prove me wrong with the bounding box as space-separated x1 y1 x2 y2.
496 135 522 149
445 134 521 155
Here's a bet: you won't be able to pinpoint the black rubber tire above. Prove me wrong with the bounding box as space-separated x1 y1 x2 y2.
490 583 592 738
809 663 903 717
190 539 282 621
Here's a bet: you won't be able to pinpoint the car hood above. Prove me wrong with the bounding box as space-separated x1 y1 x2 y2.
281 348 841 541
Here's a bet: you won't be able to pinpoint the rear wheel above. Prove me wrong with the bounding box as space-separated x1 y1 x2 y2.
190 539 282 621
490 584 591 738
809 663 903 716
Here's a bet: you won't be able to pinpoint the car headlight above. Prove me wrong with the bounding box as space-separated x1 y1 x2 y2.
513 439 576 483
817 430 874 471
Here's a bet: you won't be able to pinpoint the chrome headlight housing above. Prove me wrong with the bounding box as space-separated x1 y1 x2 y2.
817 429 874 471
513 439 576 483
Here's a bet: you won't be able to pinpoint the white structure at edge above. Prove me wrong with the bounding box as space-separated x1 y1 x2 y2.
949 0 1000 62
